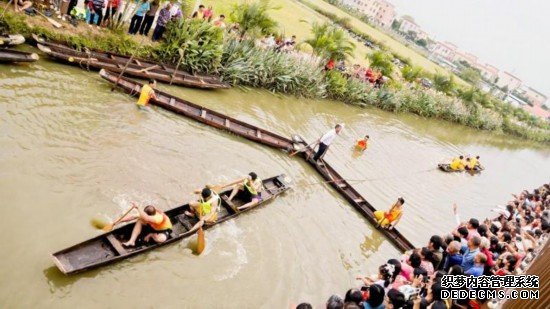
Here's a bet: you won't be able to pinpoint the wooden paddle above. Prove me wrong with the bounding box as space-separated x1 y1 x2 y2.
196 227 205 254
289 141 318 157
205 178 244 194
111 38 145 91
137 64 160 73
100 206 135 232
34 9 63 28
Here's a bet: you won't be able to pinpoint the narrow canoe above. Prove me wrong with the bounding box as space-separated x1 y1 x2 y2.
52 174 291 275
0 34 25 46
290 135 416 252
0 49 39 63
438 164 482 174
34 34 230 89
99 69 295 150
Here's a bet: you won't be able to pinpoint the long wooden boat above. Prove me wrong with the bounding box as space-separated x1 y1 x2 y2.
0 48 39 63
438 163 482 174
100 69 294 150
34 35 229 89
0 34 25 46
52 174 291 275
100 70 415 252
290 135 415 251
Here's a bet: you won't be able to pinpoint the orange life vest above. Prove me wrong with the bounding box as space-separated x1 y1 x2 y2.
149 212 172 231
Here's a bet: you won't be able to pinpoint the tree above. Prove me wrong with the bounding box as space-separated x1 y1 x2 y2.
155 19 224 73
391 19 402 31
432 73 456 95
303 22 355 61
459 67 482 86
458 86 480 103
230 0 279 38
367 51 394 76
415 39 427 48
401 65 423 82
406 30 417 40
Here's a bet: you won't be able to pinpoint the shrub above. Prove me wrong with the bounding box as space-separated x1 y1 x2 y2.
154 19 224 73
220 39 326 97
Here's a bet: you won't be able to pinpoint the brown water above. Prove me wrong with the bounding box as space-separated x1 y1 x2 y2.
0 55 549 308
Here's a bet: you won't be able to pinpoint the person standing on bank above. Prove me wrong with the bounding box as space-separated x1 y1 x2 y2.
311 124 344 162
128 0 150 35
139 0 159 36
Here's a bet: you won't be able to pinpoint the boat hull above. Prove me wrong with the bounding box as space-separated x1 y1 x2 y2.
0 49 39 63
52 174 291 275
34 35 229 89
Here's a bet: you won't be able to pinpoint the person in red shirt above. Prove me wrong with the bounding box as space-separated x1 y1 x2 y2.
102 0 119 27
325 58 335 71
365 68 374 83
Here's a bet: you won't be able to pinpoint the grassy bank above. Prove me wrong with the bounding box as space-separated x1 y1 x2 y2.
1 8 548 143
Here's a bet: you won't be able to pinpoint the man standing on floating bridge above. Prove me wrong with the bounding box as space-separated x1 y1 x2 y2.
311 123 344 162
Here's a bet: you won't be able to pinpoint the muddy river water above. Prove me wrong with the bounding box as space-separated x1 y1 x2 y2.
0 57 549 308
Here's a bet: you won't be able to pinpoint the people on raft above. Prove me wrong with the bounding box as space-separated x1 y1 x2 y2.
374 197 405 230
137 79 157 109
465 155 482 171
448 155 481 171
227 172 264 210
449 155 466 171
311 123 344 162
355 134 369 151
121 204 173 247
185 187 220 232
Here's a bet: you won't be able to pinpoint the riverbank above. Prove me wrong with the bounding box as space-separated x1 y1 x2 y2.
1 8 549 143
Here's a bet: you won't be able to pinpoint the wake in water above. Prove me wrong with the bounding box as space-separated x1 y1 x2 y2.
179 220 249 281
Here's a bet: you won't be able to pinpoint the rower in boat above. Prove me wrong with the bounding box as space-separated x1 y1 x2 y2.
137 79 157 109
465 156 481 171
121 204 173 247
227 172 264 210
185 187 220 232
374 197 405 230
355 134 369 151
449 155 466 171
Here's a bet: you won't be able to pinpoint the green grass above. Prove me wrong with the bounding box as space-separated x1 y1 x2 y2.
200 0 372 63
203 0 468 85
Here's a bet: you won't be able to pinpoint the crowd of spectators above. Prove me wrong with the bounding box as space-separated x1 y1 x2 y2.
16 0 229 42
295 183 549 308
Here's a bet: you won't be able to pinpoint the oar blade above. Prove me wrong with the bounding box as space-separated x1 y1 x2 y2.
90 217 110 230
196 227 205 255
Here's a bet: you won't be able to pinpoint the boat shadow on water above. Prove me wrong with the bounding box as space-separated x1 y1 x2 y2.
43 266 99 291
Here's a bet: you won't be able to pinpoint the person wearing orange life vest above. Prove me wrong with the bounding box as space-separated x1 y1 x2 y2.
374 197 405 230
136 79 157 109
121 204 172 247
355 134 370 151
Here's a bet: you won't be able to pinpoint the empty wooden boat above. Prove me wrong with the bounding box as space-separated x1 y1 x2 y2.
34 34 229 89
0 49 39 63
0 34 25 46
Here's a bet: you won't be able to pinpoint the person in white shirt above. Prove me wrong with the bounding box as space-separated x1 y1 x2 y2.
311 124 343 162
